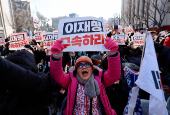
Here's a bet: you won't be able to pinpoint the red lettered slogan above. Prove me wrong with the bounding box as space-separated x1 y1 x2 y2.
9 33 28 50
43 32 58 48
58 17 108 51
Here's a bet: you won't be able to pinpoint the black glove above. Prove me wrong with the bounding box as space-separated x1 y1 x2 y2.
32 39 37 45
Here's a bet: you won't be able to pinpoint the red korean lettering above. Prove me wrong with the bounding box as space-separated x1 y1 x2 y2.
90 35 95 45
71 36 82 47
94 34 101 45
82 35 90 46
20 41 23 47
51 41 54 46
47 42 51 47
10 43 15 48
61 37 71 48
14 43 19 48
43 42 47 47
102 34 105 44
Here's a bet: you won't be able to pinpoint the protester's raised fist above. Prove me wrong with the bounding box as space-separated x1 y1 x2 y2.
104 37 118 52
51 39 64 54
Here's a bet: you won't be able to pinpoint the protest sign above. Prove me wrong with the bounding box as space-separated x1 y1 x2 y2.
43 32 58 48
125 26 134 33
111 34 127 45
9 33 28 50
131 35 145 45
53 30 58 33
0 38 5 45
58 17 108 51
104 22 110 31
35 31 44 42
118 25 123 32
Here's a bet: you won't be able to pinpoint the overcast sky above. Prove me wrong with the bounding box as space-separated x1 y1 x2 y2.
27 0 121 20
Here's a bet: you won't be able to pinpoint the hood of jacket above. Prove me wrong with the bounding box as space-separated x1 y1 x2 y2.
5 50 38 73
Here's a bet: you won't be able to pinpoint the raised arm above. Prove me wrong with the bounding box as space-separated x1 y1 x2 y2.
103 38 121 87
103 53 121 87
50 57 70 89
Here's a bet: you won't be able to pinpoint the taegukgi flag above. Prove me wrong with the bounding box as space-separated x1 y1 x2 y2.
135 33 168 115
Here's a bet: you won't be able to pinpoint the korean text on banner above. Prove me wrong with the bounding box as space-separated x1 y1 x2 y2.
125 26 134 33
43 32 58 48
111 34 127 45
0 38 5 45
58 17 108 51
131 35 145 45
9 33 28 50
35 31 44 42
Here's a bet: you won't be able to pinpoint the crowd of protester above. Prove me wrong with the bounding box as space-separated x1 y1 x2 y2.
0 28 170 115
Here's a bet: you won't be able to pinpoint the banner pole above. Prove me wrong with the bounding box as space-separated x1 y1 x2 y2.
140 28 148 64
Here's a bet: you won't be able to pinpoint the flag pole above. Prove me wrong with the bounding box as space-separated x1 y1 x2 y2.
140 28 148 66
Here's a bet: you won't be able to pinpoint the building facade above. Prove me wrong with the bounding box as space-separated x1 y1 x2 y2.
13 1 33 32
52 16 69 30
69 13 79 18
0 0 15 38
121 0 170 31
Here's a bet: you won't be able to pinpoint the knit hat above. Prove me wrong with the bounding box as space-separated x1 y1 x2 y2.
75 56 94 70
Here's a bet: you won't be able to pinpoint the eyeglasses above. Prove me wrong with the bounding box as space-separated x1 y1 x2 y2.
77 62 91 69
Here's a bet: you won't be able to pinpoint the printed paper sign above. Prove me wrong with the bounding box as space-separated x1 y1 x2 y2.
104 22 110 31
9 33 28 50
118 25 123 32
53 30 58 33
0 38 5 45
111 34 127 45
131 35 145 45
125 26 134 33
58 17 108 51
43 32 58 48
35 31 44 42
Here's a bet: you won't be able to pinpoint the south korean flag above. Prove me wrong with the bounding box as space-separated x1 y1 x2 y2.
135 34 168 115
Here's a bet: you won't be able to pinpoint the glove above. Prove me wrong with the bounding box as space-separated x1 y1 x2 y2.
104 38 118 52
32 39 37 45
51 39 64 59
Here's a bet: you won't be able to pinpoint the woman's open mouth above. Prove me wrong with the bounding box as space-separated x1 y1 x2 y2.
82 71 88 77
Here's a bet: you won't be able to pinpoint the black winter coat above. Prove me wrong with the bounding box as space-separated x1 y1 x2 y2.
157 46 170 86
0 50 50 115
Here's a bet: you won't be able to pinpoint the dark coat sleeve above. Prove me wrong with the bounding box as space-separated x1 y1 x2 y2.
0 57 50 94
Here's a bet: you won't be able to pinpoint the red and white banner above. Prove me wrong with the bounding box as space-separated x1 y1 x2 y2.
9 33 28 50
43 32 58 48
104 22 110 31
0 38 5 45
118 25 123 32
111 34 127 45
35 31 44 42
58 17 108 51
125 26 134 33
131 35 145 45
53 30 58 33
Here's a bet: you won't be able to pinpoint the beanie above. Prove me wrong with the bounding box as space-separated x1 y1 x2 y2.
75 56 94 70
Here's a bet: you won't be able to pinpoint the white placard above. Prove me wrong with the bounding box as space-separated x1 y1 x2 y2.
131 35 145 45
111 34 127 45
9 33 28 50
58 17 108 51
43 32 58 48
0 38 5 45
